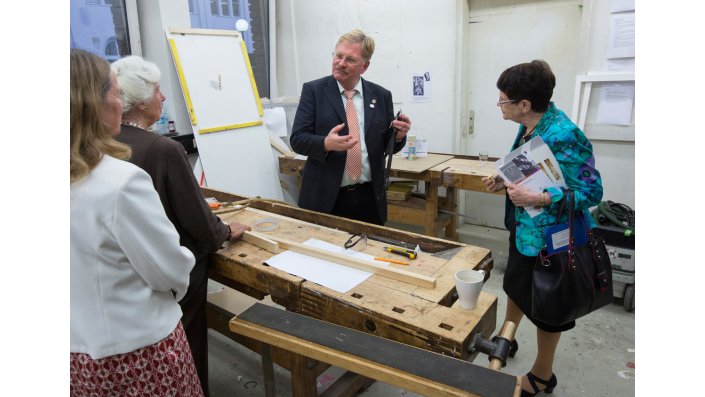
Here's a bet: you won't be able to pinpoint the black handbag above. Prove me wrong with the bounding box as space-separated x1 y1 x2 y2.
532 190 613 326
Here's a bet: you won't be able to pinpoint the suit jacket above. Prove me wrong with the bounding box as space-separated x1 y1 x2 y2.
290 75 406 222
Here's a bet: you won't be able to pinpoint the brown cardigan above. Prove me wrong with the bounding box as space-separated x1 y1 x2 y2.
115 125 229 262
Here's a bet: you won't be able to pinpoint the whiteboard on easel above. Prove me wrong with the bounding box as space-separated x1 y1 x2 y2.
166 27 283 200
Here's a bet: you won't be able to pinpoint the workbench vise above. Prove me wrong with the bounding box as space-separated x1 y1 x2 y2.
468 321 517 370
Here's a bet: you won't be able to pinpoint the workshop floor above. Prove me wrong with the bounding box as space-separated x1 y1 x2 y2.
206 223 636 396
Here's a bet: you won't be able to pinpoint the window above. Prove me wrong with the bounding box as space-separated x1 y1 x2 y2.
104 37 120 61
219 0 230 16
70 0 131 63
191 0 269 98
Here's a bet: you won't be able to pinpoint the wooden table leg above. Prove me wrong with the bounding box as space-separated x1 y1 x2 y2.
425 180 439 237
290 352 320 397
445 186 458 240
261 343 276 397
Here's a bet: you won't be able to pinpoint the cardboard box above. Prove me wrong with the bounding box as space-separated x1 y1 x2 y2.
207 284 280 315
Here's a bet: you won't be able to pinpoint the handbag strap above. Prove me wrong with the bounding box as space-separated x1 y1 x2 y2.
566 190 611 290
567 190 575 255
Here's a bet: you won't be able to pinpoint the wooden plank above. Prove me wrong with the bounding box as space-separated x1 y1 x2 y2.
245 231 436 289
269 137 296 157
230 303 519 397
242 231 280 253
387 196 427 225
430 158 501 194
391 153 454 174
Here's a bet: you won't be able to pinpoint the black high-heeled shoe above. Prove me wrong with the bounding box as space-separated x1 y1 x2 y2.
520 372 557 397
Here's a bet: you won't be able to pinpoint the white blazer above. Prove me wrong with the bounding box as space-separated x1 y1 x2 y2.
70 155 195 359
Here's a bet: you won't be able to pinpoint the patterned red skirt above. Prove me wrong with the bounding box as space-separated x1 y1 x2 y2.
70 322 204 396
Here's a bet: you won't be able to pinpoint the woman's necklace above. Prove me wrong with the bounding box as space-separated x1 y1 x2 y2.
121 120 147 130
524 124 536 138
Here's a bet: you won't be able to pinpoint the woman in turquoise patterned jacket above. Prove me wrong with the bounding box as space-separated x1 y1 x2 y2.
482 60 603 397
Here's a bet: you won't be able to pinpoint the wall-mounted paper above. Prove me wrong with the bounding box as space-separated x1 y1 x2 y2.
610 0 635 13
596 83 635 126
411 72 432 103
606 58 635 72
607 13 635 59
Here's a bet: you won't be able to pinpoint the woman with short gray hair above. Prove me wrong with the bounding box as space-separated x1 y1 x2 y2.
111 55 251 396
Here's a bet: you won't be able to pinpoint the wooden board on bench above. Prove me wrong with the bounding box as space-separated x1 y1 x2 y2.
230 303 520 397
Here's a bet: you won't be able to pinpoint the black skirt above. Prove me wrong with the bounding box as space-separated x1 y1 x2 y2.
504 203 575 333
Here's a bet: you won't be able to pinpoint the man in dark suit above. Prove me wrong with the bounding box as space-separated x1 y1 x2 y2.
290 29 412 225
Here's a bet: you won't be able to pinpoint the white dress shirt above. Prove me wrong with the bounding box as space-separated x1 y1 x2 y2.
337 78 372 186
70 155 195 359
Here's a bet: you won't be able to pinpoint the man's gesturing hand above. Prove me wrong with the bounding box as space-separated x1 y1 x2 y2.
323 123 358 152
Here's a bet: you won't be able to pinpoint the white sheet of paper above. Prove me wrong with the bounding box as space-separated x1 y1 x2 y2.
596 83 635 125
610 0 635 13
606 58 635 72
264 239 381 293
607 13 635 59
264 107 288 138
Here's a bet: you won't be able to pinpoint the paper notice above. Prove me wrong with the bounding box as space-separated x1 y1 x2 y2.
596 83 635 126
607 13 635 59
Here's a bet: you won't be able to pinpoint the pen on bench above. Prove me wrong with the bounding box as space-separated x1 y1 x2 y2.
374 257 409 266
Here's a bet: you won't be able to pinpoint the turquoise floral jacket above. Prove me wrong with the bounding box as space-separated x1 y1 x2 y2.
505 102 603 256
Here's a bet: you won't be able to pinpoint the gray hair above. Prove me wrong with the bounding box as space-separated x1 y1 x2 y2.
337 29 375 61
110 55 161 114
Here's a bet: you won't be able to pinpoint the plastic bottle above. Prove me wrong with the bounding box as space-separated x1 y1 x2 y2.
407 135 417 160
155 102 169 134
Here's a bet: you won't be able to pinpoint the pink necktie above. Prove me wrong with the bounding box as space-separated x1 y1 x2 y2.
344 90 362 181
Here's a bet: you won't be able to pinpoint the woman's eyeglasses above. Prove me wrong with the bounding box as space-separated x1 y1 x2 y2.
497 99 520 106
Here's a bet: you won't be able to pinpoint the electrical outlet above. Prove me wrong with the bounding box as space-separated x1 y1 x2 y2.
468 110 475 135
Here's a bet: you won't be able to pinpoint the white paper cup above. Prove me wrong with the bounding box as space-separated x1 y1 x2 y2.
455 269 485 310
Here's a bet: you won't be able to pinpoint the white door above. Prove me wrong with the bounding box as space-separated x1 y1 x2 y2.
460 0 584 228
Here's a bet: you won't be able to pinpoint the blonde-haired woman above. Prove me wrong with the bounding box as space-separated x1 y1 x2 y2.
70 49 203 396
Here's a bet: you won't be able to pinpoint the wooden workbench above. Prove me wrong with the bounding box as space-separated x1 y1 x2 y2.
203 187 499 395
278 153 502 239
